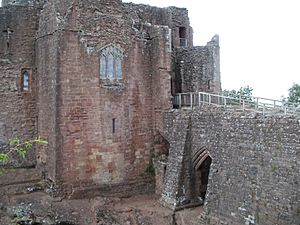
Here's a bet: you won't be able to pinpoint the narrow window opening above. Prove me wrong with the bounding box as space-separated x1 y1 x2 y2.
207 80 211 90
22 70 30 91
112 118 116 134
179 27 187 47
3 27 13 53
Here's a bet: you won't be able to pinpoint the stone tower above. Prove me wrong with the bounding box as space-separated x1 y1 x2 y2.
0 0 221 197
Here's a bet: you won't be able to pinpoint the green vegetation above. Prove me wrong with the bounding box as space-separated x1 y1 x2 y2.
285 83 300 105
223 85 254 101
0 136 48 166
145 153 160 176
271 164 277 172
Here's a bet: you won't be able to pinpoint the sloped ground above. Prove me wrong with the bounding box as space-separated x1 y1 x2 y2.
0 192 205 225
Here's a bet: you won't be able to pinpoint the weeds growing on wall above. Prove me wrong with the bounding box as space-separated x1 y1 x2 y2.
0 136 48 169
145 153 160 176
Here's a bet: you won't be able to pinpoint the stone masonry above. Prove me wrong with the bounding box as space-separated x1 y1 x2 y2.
1 1 299 225
0 0 220 198
162 106 300 225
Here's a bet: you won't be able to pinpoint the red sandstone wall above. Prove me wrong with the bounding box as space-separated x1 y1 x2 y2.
34 1 172 194
36 3 61 181
0 6 38 167
124 3 193 48
0 0 196 197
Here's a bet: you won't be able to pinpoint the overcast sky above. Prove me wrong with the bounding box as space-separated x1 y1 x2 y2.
122 0 300 100
1 0 299 99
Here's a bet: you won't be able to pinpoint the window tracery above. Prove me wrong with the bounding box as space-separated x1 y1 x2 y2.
99 45 123 80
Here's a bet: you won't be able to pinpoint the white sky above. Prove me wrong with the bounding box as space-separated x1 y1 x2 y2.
1 0 299 99
122 0 300 100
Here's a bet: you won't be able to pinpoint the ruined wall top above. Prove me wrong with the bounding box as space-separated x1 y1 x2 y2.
124 3 192 48
207 34 219 47
123 3 189 27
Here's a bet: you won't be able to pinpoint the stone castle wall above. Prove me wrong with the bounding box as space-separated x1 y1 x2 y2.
0 5 39 167
35 2 61 182
33 0 173 196
0 0 221 200
1 2 298 225
163 106 300 225
2 0 34 7
174 36 221 94
123 3 193 48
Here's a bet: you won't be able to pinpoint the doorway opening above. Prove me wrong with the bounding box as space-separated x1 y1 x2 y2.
192 147 212 202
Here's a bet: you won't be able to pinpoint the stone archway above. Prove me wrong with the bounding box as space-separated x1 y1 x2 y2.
153 132 170 195
191 147 212 202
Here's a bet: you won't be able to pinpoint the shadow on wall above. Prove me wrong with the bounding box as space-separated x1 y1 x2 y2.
187 146 212 206
192 151 212 201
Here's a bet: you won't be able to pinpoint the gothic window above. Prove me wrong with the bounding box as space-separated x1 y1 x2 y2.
22 70 30 91
99 45 123 80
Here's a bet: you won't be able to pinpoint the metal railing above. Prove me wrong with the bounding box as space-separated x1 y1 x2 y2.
173 92 300 116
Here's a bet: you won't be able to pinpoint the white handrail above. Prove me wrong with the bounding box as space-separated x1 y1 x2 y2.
173 92 300 116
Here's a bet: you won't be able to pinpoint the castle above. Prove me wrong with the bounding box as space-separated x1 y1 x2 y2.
0 0 220 196
1 1 299 225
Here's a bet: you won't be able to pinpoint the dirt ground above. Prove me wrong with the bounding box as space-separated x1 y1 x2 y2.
0 192 206 225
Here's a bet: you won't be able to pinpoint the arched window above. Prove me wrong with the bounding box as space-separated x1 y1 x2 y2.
99 45 123 80
22 70 30 91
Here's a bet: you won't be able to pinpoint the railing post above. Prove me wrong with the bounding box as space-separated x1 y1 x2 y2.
179 93 182 108
263 104 265 115
224 97 227 108
198 92 201 106
256 98 259 109
273 100 276 109
190 93 193 108
284 106 287 115
209 94 211 105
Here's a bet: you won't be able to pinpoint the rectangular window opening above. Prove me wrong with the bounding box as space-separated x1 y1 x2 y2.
112 118 116 134
179 27 187 47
